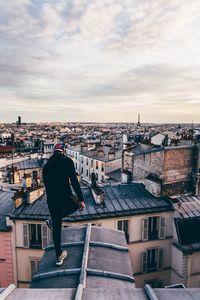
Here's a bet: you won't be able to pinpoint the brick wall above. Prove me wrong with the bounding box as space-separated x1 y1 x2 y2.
0 232 14 287
162 147 194 195
126 145 196 196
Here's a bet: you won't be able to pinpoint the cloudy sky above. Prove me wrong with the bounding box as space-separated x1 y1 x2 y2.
1 0 200 123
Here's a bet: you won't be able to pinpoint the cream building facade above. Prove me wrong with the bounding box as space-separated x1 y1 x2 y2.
7 183 176 288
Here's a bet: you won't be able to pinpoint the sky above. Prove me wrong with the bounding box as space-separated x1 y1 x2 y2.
0 0 200 123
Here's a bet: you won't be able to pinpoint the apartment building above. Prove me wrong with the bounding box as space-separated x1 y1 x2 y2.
172 194 200 287
123 143 200 197
7 182 174 288
8 159 43 184
0 191 16 287
67 145 122 183
7 187 49 287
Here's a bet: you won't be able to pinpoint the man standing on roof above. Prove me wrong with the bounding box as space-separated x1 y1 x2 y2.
42 143 85 266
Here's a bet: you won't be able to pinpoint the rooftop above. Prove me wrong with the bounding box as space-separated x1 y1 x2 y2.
0 190 14 231
174 195 200 253
175 194 200 219
8 183 173 222
1 225 200 299
31 225 134 290
11 158 42 170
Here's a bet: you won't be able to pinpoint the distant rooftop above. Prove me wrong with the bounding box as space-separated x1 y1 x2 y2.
11 158 42 170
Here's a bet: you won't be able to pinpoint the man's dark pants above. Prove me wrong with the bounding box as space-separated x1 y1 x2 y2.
48 205 65 258
47 198 78 258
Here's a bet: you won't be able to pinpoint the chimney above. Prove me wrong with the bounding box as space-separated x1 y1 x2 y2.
97 149 105 158
27 187 44 204
13 189 27 208
108 150 115 160
91 188 104 205
13 187 44 208
22 174 32 190
121 170 132 183
90 172 104 204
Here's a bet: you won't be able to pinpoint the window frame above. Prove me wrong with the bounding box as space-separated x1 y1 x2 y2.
141 216 166 241
117 219 130 243
141 247 164 273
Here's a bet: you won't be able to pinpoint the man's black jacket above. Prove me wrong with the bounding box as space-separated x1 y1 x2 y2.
42 153 84 207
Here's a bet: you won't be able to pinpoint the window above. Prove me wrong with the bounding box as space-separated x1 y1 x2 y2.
91 159 93 168
141 248 164 273
117 220 129 242
86 158 89 166
101 163 104 172
23 224 50 249
86 169 89 177
30 258 40 277
141 217 166 241
29 224 42 248
96 161 98 170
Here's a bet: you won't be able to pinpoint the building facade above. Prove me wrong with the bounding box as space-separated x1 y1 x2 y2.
123 144 200 197
7 183 175 288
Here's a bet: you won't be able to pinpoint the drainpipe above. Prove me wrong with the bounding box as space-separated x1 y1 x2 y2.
186 255 192 287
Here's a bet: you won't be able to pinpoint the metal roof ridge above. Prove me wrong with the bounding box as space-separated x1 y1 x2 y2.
32 268 81 282
89 241 128 252
75 223 91 300
86 268 135 283
144 284 159 300
45 241 85 250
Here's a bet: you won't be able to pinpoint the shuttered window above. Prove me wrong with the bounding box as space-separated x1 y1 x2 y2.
41 225 48 249
157 248 164 270
158 217 166 239
141 248 164 273
142 216 166 241
23 224 29 248
141 218 148 241
30 258 40 277
141 251 147 273
23 224 50 249
117 220 129 242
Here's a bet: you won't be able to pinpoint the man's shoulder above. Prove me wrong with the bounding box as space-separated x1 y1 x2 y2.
62 155 74 164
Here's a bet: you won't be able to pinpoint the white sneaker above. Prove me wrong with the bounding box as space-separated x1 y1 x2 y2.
56 250 68 266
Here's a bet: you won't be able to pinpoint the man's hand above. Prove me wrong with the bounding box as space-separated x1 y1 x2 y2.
79 201 85 211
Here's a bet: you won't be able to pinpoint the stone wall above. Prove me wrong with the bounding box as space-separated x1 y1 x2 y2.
133 149 164 180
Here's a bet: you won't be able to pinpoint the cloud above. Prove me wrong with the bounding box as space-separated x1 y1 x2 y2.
0 0 200 122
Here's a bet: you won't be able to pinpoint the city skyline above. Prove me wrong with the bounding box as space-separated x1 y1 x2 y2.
1 0 200 123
